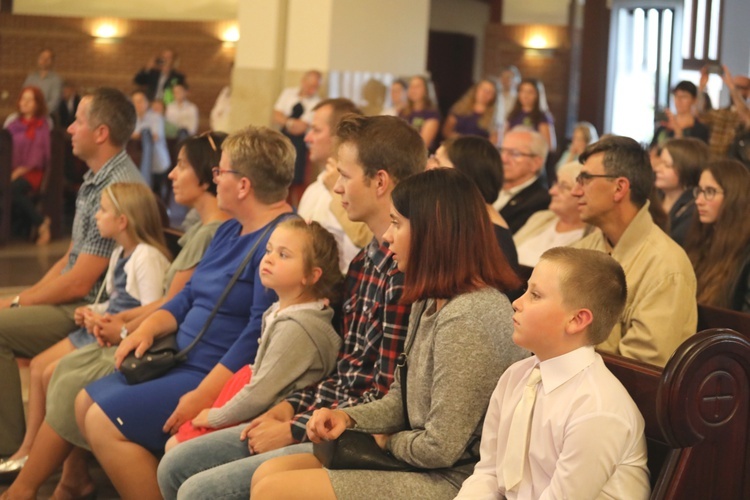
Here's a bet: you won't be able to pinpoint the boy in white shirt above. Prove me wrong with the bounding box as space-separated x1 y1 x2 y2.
456 247 650 499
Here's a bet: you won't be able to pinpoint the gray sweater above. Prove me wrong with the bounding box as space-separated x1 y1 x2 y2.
207 305 342 428
342 287 528 489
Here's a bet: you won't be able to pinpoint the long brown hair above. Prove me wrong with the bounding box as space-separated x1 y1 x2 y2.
507 78 549 128
391 168 521 303
685 160 750 307
400 76 438 116
449 79 499 131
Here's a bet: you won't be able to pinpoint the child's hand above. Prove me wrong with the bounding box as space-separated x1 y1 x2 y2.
191 409 213 429
94 314 125 347
73 306 90 326
83 310 102 333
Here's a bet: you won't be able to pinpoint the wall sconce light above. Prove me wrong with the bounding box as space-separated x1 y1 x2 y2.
220 24 240 47
91 19 124 44
523 33 555 57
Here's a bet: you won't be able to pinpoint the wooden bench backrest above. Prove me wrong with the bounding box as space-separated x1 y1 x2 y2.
697 303 750 337
602 329 750 499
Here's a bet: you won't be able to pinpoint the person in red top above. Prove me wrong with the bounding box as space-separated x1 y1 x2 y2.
3 86 51 244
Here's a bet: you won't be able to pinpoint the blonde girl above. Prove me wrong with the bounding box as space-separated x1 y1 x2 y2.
3 182 171 466
163 219 343 454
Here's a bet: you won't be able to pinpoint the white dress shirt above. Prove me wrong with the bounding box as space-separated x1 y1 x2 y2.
274 87 321 124
165 100 199 135
456 346 650 500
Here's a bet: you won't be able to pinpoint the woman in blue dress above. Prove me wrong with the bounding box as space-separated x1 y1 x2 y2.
77 126 296 499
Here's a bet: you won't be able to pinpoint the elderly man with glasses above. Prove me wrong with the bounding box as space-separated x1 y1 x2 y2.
571 135 697 367
492 126 551 233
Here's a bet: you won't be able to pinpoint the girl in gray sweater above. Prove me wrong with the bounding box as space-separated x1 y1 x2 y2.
251 168 528 499
165 219 343 450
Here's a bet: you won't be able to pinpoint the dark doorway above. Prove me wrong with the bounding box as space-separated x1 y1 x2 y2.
427 31 475 119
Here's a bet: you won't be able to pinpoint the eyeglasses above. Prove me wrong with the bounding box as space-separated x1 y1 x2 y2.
499 148 536 160
211 167 241 178
575 172 619 186
553 181 574 193
693 186 724 201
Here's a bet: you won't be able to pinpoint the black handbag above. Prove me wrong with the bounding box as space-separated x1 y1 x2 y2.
313 429 413 471
312 305 422 471
119 214 291 385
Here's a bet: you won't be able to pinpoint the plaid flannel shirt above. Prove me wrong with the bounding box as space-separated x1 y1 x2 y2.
701 107 742 157
285 238 410 442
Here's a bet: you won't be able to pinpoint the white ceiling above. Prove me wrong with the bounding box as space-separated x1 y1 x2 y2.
13 0 238 20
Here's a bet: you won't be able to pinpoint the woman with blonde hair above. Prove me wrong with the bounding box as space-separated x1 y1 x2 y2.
555 121 598 171
443 78 500 144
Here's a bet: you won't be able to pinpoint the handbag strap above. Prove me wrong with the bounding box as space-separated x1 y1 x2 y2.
176 213 295 359
395 300 424 430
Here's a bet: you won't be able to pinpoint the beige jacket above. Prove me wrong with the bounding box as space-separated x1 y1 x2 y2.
573 203 697 366
513 210 593 247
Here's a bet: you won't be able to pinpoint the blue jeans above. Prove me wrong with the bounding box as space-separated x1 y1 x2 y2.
157 423 313 500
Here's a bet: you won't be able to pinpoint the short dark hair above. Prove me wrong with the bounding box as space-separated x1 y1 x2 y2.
662 138 709 188
443 136 503 204
335 115 426 183
579 135 653 207
672 80 698 98
178 132 228 196
540 247 627 345
392 168 521 303
313 98 361 131
87 87 137 148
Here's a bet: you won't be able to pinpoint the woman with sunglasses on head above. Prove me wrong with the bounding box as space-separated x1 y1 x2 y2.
684 159 750 312
1 132 231 499
250 168 527 500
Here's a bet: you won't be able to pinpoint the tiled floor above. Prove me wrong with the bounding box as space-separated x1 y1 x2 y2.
0 238 119 498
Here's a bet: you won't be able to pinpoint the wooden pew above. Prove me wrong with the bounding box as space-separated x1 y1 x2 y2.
601 328 750 499
697 303 750 337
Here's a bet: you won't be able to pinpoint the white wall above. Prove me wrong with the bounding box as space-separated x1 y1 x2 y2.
327 0 429 75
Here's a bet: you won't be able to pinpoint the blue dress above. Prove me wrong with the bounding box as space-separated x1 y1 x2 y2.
85 218 288 453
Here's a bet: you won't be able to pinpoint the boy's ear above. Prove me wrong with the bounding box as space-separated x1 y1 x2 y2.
565 308 594 336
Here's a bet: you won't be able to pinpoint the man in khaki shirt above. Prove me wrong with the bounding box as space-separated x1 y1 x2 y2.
571 136 697 366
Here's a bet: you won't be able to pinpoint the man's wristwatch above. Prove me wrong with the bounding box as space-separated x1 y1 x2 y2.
120 325 128 340
10 296 21 308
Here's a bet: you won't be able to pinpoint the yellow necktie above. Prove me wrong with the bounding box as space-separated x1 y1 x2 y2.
503 366 542 492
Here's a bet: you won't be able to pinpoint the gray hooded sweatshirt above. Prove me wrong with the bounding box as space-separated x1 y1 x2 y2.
207 304 341 428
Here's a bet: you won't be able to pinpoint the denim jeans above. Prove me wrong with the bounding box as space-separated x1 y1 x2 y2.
157 423 313 500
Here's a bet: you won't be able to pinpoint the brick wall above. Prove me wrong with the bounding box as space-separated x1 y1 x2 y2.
0 13 235 132
483 23 572 146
